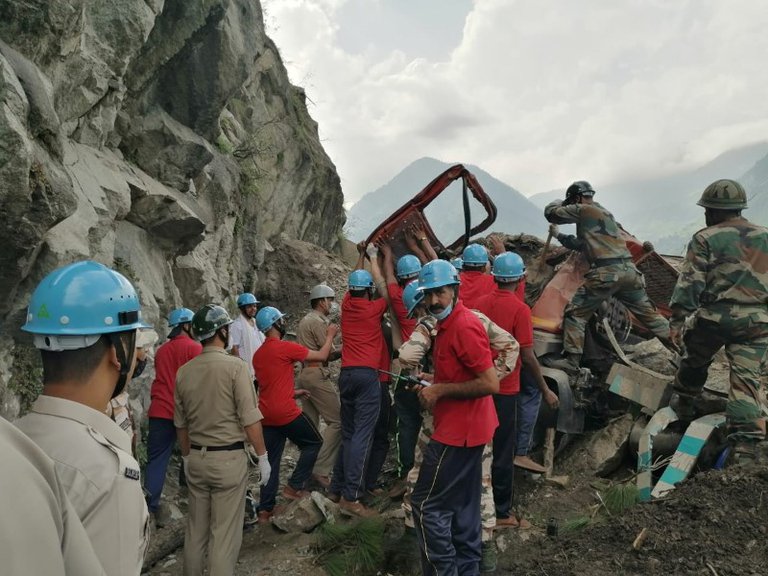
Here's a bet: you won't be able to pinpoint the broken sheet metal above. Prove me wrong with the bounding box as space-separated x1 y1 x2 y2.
637 407 678 502
651 413 726 499
608 363 673 412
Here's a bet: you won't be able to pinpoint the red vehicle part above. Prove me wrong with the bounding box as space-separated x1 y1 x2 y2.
364 164 497 258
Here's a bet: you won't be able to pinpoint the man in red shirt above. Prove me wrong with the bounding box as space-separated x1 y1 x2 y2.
329 244 392 517
412 259 499 575
252 306 337 523
144 307 202 526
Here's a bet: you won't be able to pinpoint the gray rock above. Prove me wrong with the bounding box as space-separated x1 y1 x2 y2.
583 414 636 477
271 495 326 533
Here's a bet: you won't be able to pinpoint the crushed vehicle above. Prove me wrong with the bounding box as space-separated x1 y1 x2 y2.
366 163 734 499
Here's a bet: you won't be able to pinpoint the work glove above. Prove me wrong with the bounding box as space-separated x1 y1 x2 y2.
548 224 559 237
366 243 379 258
258 452 271 487
182 455 189 478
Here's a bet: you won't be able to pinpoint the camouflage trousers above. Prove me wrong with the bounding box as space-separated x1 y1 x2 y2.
564 262 669 354
674 313 768 442
402 412 496 542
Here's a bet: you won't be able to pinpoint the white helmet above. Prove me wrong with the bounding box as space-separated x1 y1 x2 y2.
309 284 335 301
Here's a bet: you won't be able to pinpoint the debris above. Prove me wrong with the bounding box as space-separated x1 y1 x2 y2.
272 494 327 533
632 527 649 550
578 414 634 477
544 475 570 489
543 427 556 478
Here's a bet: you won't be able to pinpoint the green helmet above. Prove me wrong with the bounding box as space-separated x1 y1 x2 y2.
697 179 747 210
191 304 233 341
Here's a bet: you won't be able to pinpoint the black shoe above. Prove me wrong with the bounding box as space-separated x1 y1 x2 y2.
669 393 696 421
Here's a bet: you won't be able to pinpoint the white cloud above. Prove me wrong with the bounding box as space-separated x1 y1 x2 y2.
262 0 768 202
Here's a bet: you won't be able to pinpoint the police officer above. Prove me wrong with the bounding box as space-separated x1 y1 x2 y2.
16 260 150 576
175 304 271 576
669 179 768 461
296 284 342 489
544 181 673 372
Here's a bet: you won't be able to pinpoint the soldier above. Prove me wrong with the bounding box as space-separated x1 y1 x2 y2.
16 260 150 576
229 292 265 382
398 279 518 573
296 284 342 490
144 307 202 527
174 304 271 576
544 180 673 372
252 306 337 522
410 260 500 575
669 179 768 461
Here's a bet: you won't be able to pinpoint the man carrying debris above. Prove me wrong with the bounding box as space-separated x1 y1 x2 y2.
174 304 271 576
144 307 202 528
669 179 768 462
16 260 150 576
229 292 265 381
296 284 342 490
410 259 500 575
252 306 337 522
544 180 672 372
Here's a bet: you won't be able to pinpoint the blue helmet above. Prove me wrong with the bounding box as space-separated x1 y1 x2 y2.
450 257 463 271
348 269 374 290
417 260 460 292
22 260 150 351
492 252 526 282
256 306 285 333
168 307 194 327
236 292 258 307
402 280 424 317
462 243 488 266
396 254 421 280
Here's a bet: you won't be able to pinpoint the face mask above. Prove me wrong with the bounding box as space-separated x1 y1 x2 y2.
431 304 453 321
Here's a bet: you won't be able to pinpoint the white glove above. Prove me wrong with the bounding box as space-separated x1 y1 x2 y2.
182 455 189 478
258 452 271 487
366 243 379 258
548 223 559 237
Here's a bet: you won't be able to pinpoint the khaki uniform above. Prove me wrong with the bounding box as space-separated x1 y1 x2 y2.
174 347 263 576
296 310 341 476
16 395 149 576
2 416 106 575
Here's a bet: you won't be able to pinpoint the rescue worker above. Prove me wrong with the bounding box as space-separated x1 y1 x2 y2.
16 260 150 576
669 179 768 461
328 243 391 517
1 416 107 575
411 259 500 575
451 257 464 271
229 292 265 381
476 252 559 527
252 306 337 522
398 279 518 573
174 304 271 576
144 307 202 527
544 181 672 372
380 243 423 498
296 284 342 490
459 243 498 308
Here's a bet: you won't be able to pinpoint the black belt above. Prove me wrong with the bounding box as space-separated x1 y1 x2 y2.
190 441 244 452
592 257 631 267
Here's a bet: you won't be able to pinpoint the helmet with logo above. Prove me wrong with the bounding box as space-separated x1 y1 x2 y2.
462 244 489 266
492 252 526 282
309 284 335 301
256 306 286 333
168 307 194 327
396 254 422 280
402 280 424 317
236 292 259 308
348 269 374 290
697 179 748 210
191 304 233 341
450 257 463 271
22 260 150 351
417 260 460 291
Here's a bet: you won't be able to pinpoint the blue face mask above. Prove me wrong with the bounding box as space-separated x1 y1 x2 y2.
431 304 453 321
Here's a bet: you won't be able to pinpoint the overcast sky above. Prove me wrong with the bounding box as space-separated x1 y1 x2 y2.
262 0 768 205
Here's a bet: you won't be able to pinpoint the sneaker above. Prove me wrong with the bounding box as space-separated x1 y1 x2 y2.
339 497 378 518
514 455 547 474
480 540 498 573
282 485 310 500
387 478 408 500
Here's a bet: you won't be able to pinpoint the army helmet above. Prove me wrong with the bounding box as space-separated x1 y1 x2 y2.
697 179 748 210
191 304 233 341
565 181 595 202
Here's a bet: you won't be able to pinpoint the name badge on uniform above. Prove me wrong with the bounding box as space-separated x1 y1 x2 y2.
124 467 140 480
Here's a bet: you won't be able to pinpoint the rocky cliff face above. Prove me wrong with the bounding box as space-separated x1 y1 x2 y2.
0 0 345 418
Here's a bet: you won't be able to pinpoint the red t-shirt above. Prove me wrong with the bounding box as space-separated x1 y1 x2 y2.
459 270 497 309
432 301 498 447
476 288 534 395
515 277 526 303
387 282 418 342
252 337 309 427
148 333 203 420
341 292 387 369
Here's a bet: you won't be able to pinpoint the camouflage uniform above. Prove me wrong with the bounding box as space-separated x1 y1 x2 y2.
399 312 519 542
670 217 768 442
545 200 670 353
